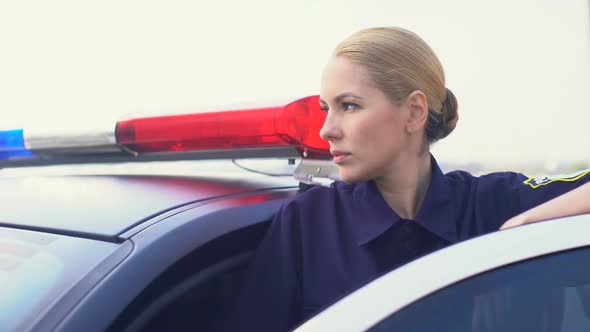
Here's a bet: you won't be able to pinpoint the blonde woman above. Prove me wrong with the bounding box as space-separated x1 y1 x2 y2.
216 27 590 332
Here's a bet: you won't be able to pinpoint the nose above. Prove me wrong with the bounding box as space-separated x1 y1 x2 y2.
319 112 341 142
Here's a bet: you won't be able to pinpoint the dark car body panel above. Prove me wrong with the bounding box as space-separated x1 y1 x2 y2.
49 191 296 332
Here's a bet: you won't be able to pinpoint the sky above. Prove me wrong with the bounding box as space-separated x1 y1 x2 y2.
1 0 589 169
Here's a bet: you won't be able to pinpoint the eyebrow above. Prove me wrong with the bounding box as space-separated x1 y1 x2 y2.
320 92 363 105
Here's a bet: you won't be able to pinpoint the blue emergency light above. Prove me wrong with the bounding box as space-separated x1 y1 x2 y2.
0 129 32 158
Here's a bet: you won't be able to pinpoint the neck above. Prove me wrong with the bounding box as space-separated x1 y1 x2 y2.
374 152 432 220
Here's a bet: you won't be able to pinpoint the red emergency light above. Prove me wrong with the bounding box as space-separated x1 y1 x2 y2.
116 95 331 159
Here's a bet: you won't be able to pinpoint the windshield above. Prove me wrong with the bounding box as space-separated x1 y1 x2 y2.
0 227 126 331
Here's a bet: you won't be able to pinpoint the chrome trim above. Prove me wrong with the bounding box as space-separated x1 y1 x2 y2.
24 129 118 150
293 159 340 184
0 147 302 168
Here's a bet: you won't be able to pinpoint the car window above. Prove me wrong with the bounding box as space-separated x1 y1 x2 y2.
369 246 590 332
108 221 271 332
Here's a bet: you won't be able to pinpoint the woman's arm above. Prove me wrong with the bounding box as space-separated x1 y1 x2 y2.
501 182 590 229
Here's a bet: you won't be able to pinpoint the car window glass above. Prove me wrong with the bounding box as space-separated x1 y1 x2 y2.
369 246 590 332
0 228 123 331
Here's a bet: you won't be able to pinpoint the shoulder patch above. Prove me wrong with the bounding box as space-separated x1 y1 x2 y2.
523 169 590 189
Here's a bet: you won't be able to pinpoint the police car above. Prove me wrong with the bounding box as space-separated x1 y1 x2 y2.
1 96 589 332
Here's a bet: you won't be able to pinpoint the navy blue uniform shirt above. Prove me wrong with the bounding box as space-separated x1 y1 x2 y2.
216 156 590 332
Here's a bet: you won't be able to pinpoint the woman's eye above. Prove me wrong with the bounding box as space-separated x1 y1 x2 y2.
342 102 358 111
319 105 329 112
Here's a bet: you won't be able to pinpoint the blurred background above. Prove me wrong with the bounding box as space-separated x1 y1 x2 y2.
1 0 589 175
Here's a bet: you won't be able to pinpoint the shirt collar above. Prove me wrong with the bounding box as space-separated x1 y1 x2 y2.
350 155 458 246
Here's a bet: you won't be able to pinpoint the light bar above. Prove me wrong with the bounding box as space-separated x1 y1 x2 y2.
116 95 331 159
0 129 32 159
1 96 332 168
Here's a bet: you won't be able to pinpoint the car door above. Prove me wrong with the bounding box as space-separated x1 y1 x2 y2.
296 214 590 332
369 245 590 331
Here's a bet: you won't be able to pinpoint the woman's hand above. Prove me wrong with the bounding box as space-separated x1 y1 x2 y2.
500 214 529 230
500 182 590 230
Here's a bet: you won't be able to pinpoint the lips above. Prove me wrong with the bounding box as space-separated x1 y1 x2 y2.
331 150 351 164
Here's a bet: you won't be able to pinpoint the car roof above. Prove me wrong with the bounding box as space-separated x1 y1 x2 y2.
0 165 299 242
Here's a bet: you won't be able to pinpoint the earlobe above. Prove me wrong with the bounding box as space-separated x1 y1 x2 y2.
405 91 428 134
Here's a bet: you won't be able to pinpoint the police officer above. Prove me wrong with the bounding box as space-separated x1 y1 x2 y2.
215 27 590 332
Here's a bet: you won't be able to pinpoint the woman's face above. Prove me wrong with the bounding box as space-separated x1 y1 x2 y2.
319 56 413 182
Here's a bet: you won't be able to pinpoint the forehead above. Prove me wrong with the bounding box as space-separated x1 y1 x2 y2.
320 56 376 101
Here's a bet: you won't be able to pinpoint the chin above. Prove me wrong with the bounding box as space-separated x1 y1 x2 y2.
337 167 372 183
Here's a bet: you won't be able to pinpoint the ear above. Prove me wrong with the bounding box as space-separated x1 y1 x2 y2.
404 90 428 134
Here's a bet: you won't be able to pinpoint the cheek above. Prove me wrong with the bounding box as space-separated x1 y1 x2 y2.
355 126 380 149
353 115 400 152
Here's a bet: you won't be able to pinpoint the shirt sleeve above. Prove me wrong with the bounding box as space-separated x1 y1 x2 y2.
212 201 303 332
474 169 590 233
515 169 590 213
